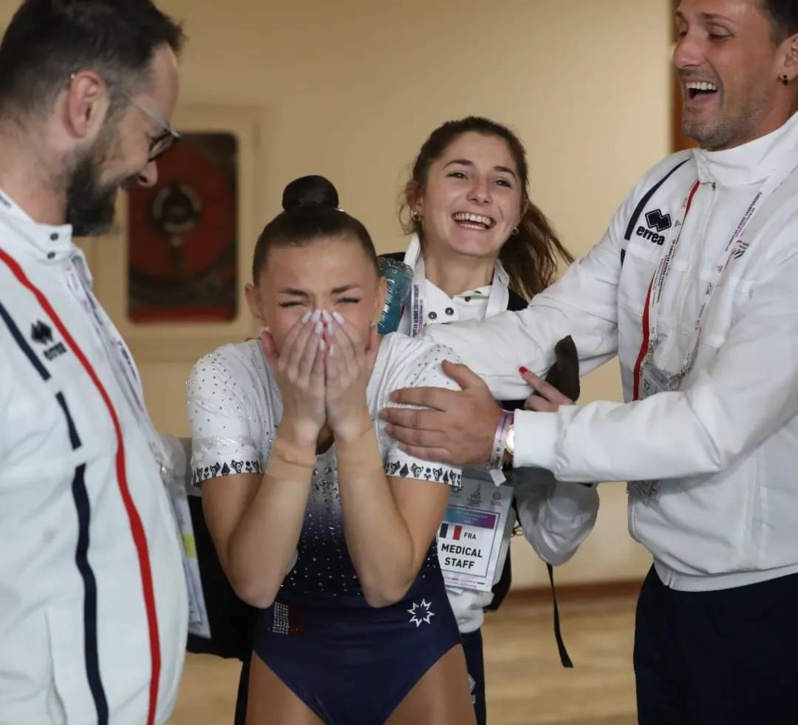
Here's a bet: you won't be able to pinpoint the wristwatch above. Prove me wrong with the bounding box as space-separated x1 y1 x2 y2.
502 422 515 468
504 424 515 457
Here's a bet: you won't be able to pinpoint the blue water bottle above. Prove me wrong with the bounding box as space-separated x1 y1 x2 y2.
377 257 414 335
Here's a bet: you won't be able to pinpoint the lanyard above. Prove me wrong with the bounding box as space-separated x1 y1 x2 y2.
66 255 174 482
403 235 509 337
640 156 798 391
0 187 175 482
409 253 428 337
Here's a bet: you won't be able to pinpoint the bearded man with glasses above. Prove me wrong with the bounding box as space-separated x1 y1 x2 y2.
0 2 191 724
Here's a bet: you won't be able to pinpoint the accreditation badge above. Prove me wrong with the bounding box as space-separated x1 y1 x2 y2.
437 479 513 591
628 362 674 505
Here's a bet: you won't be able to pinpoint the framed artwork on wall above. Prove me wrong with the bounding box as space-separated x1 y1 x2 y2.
127 132 239 324
90 105 264 363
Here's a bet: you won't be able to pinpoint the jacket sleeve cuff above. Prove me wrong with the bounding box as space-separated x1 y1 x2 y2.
512 409 560 470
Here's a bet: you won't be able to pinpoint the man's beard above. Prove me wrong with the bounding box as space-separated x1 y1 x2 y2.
65 134 126 237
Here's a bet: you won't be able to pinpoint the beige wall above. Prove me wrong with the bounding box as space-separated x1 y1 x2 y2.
0 0 673 586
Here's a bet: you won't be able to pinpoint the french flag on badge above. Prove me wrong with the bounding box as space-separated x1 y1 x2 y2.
439 523 462 540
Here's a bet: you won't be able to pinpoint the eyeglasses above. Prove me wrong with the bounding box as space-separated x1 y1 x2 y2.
125 95 181 161
67 74 180 162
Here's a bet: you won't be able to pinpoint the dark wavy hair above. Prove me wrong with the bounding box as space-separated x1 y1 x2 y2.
252 175 379 280
401 116 573 300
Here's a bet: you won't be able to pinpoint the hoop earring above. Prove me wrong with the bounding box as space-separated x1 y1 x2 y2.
511 226 520 236
410 211 422 222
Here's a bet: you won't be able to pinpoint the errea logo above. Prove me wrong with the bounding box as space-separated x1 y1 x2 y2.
31 321 53 344
636 209 673 246
30 320 67 360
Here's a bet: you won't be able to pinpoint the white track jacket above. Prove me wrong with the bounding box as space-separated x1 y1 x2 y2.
428 113 798 592
0 195 187 724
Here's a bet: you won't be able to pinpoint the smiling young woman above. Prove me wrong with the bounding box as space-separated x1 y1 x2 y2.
392 117 598 725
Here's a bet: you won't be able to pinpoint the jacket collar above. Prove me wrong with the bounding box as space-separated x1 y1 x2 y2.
402 233 510 292
0 189 77 265
694 111 798 187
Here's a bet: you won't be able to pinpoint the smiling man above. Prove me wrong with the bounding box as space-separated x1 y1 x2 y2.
0 2 188 724
381 0 798 721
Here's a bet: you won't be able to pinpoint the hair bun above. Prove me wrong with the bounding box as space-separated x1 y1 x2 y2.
282 175 339 211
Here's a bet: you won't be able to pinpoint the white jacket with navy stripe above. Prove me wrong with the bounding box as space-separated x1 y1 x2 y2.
427 112 798 592
0 197 187 723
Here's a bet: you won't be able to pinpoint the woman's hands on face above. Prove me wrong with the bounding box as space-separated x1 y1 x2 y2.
261 310 327 445
261 310 379 444
323 311 379 442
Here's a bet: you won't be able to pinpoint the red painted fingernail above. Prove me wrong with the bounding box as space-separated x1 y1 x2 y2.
519 366 529 375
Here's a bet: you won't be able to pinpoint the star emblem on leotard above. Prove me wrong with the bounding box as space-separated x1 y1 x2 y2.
407 598 435 627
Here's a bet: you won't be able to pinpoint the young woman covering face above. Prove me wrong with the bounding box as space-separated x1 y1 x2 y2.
187 176 475 725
